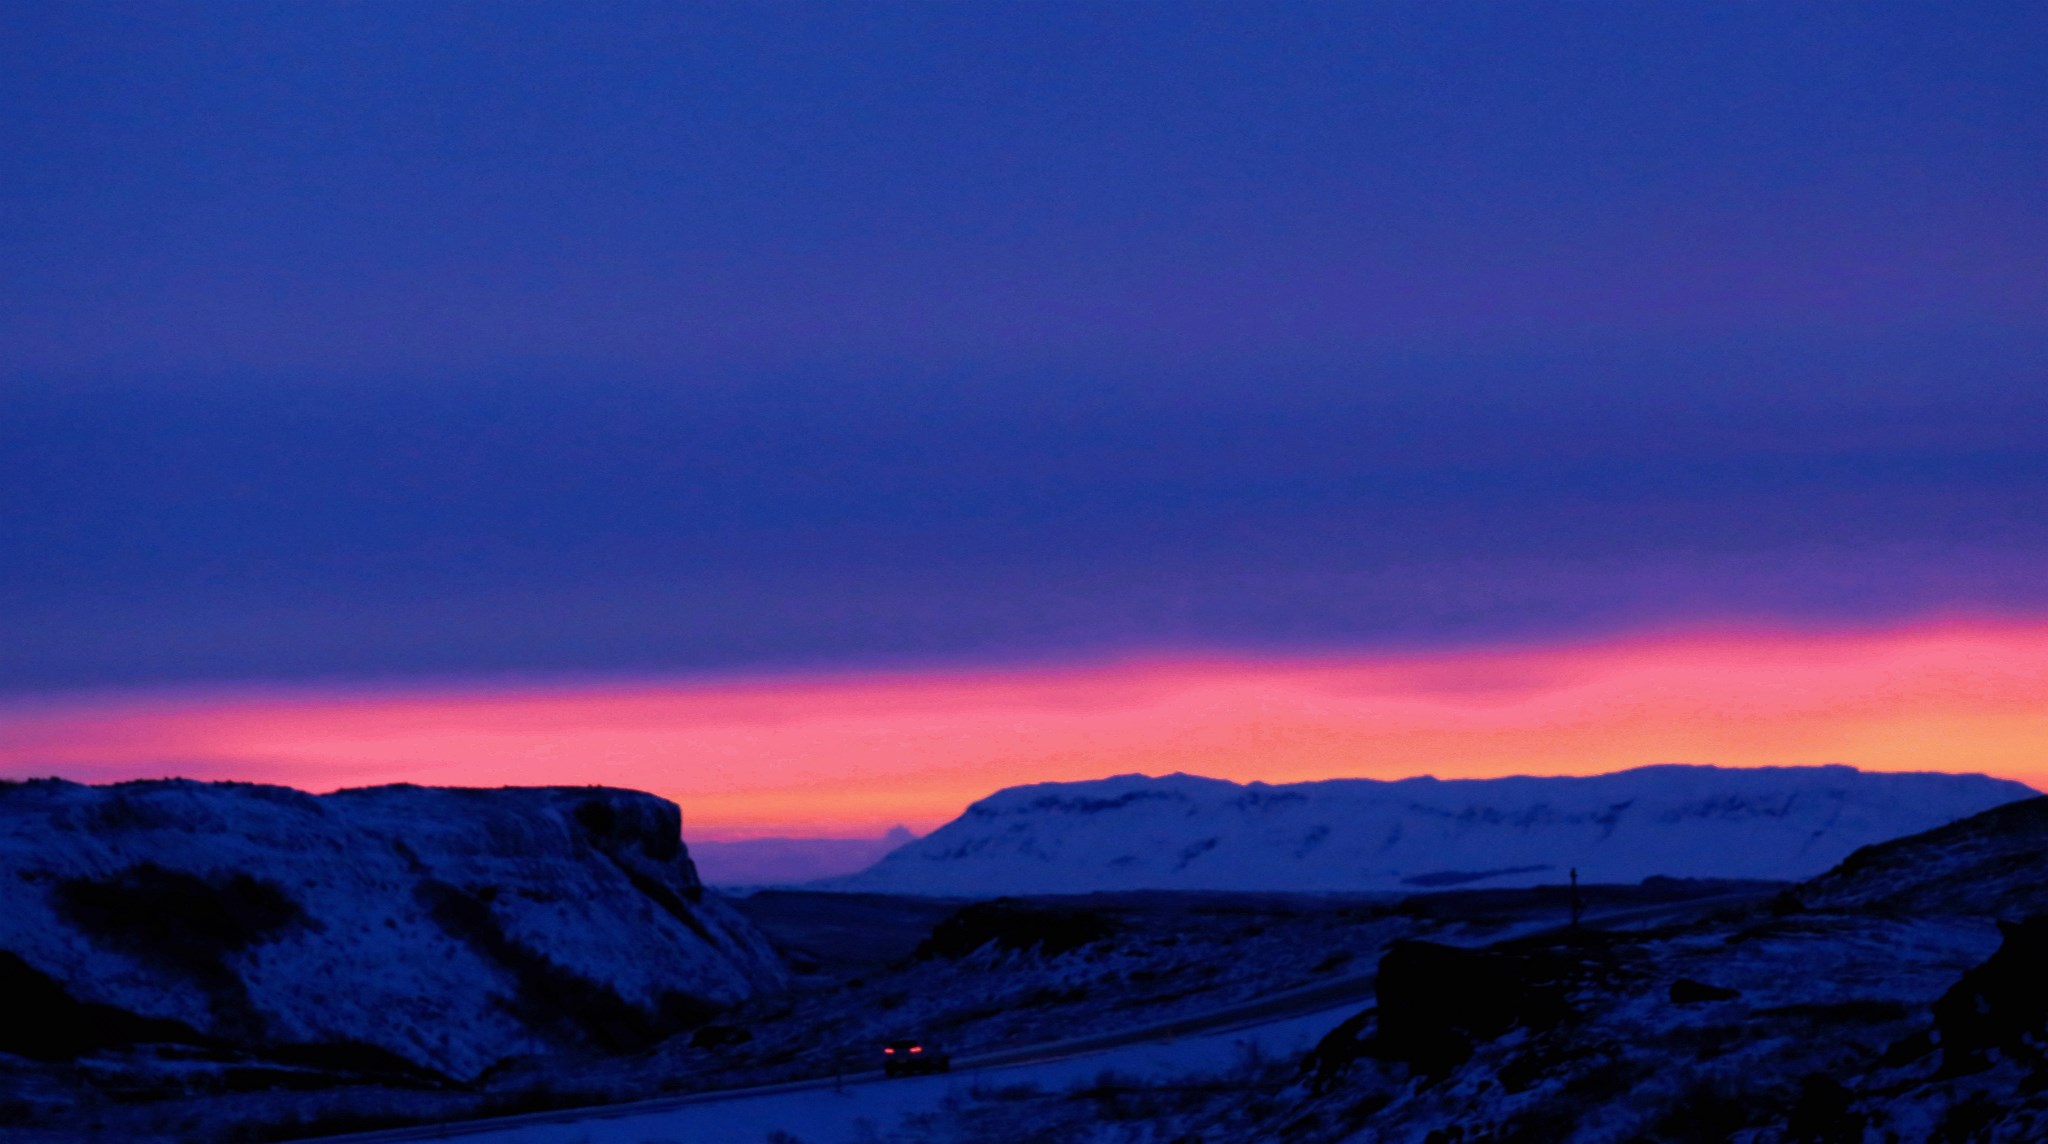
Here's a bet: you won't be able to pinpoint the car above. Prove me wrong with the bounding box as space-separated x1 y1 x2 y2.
881 1037 951 1077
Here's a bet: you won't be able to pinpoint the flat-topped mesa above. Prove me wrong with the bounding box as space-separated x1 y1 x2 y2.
821 764 2038 897
0 779 784 1081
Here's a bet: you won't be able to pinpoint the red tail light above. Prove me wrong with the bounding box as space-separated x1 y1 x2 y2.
883 1047 895 1054
909 1046 922 1053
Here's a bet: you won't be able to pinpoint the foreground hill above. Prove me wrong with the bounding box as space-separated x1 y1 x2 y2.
1262 793 2048 1142
825 764 2035 895
1800 794 2048 918
0 779 783 1085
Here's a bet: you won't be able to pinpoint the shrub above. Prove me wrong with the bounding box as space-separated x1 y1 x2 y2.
917 899 1119 960
54 863 307 978
415 878 716 1051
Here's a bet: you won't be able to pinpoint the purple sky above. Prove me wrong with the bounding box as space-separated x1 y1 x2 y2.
2 2 2044 696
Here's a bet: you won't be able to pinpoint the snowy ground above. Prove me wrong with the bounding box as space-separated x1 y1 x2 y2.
325 1000 1348 1144
315 894 1768 1144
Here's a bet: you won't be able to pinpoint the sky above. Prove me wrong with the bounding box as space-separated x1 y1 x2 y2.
3 3 2045 836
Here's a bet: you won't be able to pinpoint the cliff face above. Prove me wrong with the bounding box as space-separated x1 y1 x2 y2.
0 779 783 1081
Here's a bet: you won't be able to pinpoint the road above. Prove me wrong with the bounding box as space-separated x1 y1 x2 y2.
305 889 1772 1142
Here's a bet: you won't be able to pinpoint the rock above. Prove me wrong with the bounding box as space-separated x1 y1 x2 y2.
1370 941 1572 1077
1932 914 2048 1075
1670 978 1743 1004
1786 1074 1863 1143
1303 1007 1376 1090
689 1024 753 1049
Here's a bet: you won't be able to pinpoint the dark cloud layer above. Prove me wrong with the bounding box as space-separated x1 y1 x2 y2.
2 3 2043 693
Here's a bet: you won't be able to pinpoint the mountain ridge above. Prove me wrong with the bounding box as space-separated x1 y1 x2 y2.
821 764 2037 896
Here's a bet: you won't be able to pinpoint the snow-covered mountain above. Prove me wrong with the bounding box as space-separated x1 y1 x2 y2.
692 825 918 886
822 765 2035 896
0 779 783 1082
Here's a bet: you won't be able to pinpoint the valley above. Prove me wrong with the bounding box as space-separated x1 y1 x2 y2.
4 771 2045 1142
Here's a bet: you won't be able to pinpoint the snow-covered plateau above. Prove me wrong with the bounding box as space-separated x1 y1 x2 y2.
824 764 2036 896
0 779 783 1087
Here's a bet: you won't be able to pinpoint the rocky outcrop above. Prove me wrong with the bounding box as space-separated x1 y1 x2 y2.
1932 915 2048 1075
1669 977 1742 1004
1372 941 1576 1078
0 779 783 1081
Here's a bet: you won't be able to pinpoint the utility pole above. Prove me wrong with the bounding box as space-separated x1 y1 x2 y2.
1569 867 1583 932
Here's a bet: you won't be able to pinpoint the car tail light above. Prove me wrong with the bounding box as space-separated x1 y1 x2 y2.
909 1046 922 1053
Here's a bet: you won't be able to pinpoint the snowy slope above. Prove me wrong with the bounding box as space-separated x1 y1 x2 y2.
823 765 2035 896
1800 794 2048 917
0 779 784 1081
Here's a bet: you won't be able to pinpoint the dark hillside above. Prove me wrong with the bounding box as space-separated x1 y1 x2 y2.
1799 796 2048 916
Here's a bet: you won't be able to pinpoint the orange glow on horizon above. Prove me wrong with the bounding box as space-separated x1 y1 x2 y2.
3 620 2045 839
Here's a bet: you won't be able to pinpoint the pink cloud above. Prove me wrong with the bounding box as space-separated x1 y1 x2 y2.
4 619 2044 839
